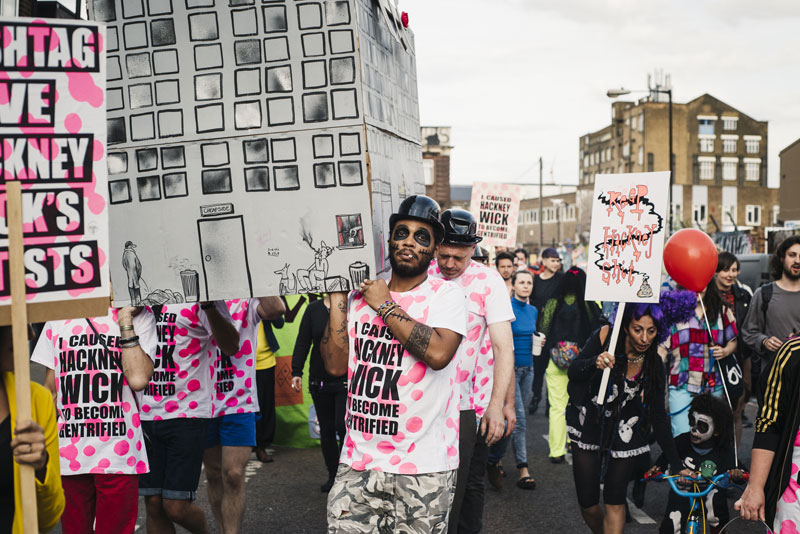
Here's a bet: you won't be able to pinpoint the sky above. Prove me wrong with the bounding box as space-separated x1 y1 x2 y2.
400 0 800 189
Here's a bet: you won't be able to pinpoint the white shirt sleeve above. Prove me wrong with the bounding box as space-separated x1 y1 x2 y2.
427 282 468 337
483 269 516 325
134 308 158 362
31 321 57 370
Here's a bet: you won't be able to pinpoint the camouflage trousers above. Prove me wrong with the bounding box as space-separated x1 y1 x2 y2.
327 464 457 534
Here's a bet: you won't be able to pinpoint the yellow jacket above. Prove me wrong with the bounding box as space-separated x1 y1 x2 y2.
3 372 64 533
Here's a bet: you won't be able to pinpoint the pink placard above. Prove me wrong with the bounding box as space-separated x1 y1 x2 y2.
469 181 521 247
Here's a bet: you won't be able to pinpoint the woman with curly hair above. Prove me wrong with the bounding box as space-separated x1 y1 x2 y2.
567 300 691 534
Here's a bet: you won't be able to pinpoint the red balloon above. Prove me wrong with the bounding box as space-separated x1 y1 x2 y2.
663 229 718 292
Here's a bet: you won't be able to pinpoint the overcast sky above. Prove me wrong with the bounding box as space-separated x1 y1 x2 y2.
400 0 800 189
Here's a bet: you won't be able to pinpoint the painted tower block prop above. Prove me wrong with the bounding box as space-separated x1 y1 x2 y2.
90 0 424 306
0 18 110 325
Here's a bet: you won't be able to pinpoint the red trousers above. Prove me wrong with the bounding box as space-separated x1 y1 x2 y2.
61 473 139 534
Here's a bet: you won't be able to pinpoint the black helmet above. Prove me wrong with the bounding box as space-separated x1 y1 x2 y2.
389 195 445 243
441 209 483 245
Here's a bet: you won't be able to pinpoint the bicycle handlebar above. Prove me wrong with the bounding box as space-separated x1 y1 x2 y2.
644 472 741 499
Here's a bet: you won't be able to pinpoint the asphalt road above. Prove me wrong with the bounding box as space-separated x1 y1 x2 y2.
114 401 762 533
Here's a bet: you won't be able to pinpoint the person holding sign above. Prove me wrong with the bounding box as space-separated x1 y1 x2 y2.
1 326 64 534
204 297 285 534
139 301 239 534
32 307 157 534
658 284 739 436
321 195 467 533
566 303 685 534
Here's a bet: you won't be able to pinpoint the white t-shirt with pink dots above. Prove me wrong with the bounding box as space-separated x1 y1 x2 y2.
31 309 158 476
341 277 467 475
140 302 231 420
211 299 260 417
429 260 515 415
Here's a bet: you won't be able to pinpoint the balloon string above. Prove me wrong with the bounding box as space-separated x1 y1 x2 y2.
698 294 739 467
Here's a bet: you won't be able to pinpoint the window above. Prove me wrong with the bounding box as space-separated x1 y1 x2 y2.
745 137 760 153
721 159 737 181
639 114 644 132
745 161 760 181
723 117 738 130
631 116 637 130
647 152 654 172
699 137 715 152
722 138 737 153
746 205 761 226
622 142 630 158
423 159 434 185
638 146 643 166
693 204 707 225
699 159 714 180
698 118 715 135
773 205 780 225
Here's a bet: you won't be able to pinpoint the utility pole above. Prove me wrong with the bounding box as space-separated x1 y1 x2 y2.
538 157 543 251
1 0 18 16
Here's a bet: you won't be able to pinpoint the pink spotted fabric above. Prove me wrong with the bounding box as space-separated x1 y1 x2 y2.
341 278 467 475
775 427 800 533
212 299 260 417
31 308 158 476
140 303 232 420
428 260 514 414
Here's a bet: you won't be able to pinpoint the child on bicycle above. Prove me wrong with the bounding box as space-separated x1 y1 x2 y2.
648 393 745 534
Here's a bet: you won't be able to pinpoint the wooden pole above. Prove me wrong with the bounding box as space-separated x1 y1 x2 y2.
597 302 626 406
7 181 39 533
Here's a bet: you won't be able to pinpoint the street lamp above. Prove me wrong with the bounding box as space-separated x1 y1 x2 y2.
607 86 674 234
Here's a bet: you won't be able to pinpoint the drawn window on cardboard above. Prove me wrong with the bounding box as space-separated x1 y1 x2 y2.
336 213 365 249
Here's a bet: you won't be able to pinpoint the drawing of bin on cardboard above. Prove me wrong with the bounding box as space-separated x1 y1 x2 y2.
197 213 254 301
336 213 366 249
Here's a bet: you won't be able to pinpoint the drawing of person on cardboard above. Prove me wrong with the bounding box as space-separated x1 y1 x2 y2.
122 241 143 305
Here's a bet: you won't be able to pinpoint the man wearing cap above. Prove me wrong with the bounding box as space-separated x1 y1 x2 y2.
430 208 516 534
322 194 467 533
529 247 563 414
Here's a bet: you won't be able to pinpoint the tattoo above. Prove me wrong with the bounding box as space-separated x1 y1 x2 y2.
405 323 433 360
385 310 412 324
337 318 348 344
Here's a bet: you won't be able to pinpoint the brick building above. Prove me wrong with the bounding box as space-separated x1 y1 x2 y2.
779 137 800 223
516 189 578 252
578 93 779 250
421 126 452 209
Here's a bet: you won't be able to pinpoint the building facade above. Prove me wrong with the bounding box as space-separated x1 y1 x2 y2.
421 126 452 209
779 137 800 223
516 189 578 253
578 93 778 250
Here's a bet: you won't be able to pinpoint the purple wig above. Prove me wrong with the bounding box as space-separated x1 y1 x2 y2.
611 290 697 345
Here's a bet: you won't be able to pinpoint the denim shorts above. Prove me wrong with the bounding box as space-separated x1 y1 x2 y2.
205 412 257 448
139 418 209 500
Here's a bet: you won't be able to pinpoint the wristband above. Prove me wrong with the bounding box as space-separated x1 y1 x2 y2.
120 335 140 348
201 302 215 310
380 304 398 320
377 300 396 318
119 325 134 331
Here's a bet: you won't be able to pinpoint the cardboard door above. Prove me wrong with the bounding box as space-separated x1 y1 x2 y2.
197 216 253 300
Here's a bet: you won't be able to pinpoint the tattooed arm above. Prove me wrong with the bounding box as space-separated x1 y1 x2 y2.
320 291 349 376
382 307 463 370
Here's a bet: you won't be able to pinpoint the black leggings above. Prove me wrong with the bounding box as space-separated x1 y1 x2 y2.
572 448 638 508
310 381 347 478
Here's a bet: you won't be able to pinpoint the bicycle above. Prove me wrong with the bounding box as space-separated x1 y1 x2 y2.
643 461 770 533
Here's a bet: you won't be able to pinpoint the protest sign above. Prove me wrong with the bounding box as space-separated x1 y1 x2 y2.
0 18 109 325
469 182 521 247
585 172 670 304
91 0 424 305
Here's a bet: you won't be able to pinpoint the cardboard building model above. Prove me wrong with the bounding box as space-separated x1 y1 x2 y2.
90 0 424 306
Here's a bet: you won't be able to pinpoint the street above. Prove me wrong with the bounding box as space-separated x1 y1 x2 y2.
121 402 760 533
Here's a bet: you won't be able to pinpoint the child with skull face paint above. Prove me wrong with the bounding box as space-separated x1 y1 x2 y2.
651 393 744 533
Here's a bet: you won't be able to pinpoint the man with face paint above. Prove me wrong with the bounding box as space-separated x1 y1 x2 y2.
321 195 467 534
650 393 741 533
429 208 516 534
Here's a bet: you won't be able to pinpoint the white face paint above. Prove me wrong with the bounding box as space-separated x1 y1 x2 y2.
689 412 715 445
